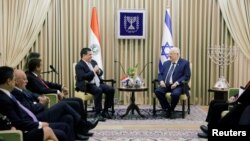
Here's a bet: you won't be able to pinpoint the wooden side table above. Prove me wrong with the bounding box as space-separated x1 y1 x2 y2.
118 87 148 118
208 88 228 100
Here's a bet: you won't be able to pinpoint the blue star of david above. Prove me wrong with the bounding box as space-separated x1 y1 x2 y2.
161 42 173 59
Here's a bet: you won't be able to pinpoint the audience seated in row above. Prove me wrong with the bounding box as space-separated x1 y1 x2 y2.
0 66 100 141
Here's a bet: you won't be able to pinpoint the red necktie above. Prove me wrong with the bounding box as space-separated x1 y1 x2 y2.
38 76 49 88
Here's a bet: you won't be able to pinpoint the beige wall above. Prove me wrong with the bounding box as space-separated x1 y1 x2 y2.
14 0 250 105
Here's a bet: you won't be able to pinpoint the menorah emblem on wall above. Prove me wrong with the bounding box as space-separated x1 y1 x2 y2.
126 16 136 30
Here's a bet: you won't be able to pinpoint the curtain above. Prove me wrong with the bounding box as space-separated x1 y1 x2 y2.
9 0 249 105
218 0 250 59
0 0 51 67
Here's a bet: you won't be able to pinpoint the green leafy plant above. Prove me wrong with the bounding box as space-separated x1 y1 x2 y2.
127 64 138 77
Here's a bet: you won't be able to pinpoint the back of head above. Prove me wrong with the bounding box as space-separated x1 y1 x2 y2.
24 52 41 71
28 58 41 72
0 66 14 85
27 52 40 60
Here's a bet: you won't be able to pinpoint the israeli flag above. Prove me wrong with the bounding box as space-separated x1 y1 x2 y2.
159 8 173 71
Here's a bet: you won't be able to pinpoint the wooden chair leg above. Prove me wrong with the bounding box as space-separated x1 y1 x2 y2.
182 100 185 118
111 102 115 116
84 100 88 116
153 97 156 116
188 96 190 114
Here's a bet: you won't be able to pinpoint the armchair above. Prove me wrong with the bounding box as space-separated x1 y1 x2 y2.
72 63 116 116
0 130 23 141
152 79 191 118
46 93 59 108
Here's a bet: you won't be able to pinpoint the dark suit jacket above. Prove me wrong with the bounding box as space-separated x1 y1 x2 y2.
11 88 46 114
0 90 39 131
0 113 12 130
75 59 103 91
158 58 191 86
26 71 62 94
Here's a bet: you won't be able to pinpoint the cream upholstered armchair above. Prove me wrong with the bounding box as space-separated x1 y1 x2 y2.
0 130 23 141
73 63 116 116
152 79 191 118
73 63 95 115
46 94 58 108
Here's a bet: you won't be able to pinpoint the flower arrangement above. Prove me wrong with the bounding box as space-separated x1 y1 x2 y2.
126 64 138 78
120 64 144 88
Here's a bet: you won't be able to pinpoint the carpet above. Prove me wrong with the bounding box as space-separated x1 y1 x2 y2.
87 105 208 141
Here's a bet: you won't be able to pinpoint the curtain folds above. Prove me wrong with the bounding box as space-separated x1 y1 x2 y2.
1 0 250 105
0 0 51 67
218 0 250 59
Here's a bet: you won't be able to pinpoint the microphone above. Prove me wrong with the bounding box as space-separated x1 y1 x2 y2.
49 65 59 74
114 60 126 74
138 62 152 76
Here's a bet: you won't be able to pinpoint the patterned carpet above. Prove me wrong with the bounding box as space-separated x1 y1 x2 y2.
87 105 208 141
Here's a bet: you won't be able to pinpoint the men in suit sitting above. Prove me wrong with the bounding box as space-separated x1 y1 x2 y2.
154 47 191 118
0 112 58 141
0 66 74 141
13 69 97 139
25 58 94 121
75 47 115 121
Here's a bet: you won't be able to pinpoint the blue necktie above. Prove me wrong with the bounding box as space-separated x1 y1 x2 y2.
165 63 176 84
10 94 38 122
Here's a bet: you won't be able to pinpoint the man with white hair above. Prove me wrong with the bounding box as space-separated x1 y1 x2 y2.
155 47 191 119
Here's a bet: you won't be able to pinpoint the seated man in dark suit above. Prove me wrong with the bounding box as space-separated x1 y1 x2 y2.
25 58 95 121
13 69 97 138
154 47 191 118
0 66 74 141
0 113 58 141
198 81 250 139
75 47 115 120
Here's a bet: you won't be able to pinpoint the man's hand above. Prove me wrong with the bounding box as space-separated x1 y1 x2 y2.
228 96 236 103
62 87 69 96
171 82 178 89
41 122 49 127
159 81 166 87
58 93 64 101
10 126 16 130
93 65 100 74
38 95 49 105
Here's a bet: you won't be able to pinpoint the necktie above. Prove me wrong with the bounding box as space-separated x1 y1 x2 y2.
10 94 38 122
38 76 49 88
87 63 100 87
165 63 176 84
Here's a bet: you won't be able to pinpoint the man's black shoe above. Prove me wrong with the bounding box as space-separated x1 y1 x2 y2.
83 131 94 136
169 111 176 119
200 125 208 133
101 111 112 119
197 132 208 138
85 118 99 130
76 133 89 140
95 113 106 122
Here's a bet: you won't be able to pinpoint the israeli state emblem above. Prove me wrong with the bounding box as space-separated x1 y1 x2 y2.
124 16 140 33
90 44 99 55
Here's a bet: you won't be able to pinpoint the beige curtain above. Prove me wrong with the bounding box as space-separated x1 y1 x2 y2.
218 0 250 59
0 0 51 67
2 0 248 105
